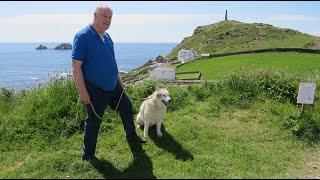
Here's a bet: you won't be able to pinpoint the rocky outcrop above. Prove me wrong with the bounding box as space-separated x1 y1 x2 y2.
155 55 169 63
193 26 205 35
36 44 48 50
54 43 72 50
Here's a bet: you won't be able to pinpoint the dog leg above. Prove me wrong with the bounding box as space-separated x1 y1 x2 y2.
143 122 150 138
156 121 163 137
136 112 143 129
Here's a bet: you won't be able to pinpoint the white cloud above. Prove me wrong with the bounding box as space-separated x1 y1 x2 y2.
267 14 319 22
0 14 91 25
0 13 223 42
310 32 320 36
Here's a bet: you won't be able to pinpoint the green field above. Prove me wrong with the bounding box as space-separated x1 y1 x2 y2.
1 68 320 178
177 52 320 81
1 52 320 178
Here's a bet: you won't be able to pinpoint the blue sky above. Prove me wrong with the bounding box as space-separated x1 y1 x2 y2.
0 1 320 43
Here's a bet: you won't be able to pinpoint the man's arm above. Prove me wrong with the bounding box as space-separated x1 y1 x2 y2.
72 60 91 104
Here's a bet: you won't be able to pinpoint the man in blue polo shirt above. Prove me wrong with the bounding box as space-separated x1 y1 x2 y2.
72 4 146 161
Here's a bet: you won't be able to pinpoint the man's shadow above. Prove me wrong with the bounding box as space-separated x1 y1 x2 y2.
88 125 193 178
146 125 194 162
88 139 156 179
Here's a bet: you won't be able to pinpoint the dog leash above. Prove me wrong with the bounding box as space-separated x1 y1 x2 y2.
89 88 125 120
89 102 103 120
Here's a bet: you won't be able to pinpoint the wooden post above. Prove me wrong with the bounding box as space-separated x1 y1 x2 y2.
301 104 305 116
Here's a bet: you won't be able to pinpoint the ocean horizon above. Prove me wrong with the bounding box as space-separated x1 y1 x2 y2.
0 42 177 91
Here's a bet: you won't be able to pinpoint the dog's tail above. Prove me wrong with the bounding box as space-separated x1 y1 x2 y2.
136 100 147 129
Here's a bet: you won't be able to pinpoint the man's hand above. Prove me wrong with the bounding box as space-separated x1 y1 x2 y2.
118 73 125 89
79 90 91 104
119 81 125 89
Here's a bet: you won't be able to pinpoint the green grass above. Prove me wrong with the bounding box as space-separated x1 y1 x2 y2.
177 52 320 81
1 71 320 178
1 97 319 178
176 72 200 80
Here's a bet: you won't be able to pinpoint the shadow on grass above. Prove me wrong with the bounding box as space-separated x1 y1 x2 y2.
88 138 156 179
148 125 194 161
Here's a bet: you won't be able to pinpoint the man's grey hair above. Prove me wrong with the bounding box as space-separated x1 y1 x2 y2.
94 3 113 14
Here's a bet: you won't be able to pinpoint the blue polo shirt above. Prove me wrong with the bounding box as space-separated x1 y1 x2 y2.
72 24 119 91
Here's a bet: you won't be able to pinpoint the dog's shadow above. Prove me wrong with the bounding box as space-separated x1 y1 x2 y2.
88 139 156 179
146 125 194 161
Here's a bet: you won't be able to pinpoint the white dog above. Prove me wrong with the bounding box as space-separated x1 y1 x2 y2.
136 88 171 139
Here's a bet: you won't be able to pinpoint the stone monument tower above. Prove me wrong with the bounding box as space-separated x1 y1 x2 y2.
225 10 228 21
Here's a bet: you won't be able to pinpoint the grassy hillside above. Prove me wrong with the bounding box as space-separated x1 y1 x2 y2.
176 52 320 81
1 70 320 178
2 18 320 178
167 20 320 59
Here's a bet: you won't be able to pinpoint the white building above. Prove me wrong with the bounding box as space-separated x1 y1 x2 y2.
201 53 210 58
149 63 175 80
178 49 197 63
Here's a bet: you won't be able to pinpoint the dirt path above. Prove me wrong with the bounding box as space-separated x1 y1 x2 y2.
0 160 23 175
297 146 320 178
313 36 320 49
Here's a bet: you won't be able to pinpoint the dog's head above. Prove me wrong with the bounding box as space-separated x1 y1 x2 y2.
152 88 171 108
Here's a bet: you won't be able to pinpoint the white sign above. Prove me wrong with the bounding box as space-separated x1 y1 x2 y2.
297 83 316 104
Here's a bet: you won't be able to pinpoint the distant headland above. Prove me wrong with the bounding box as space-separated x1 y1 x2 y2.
35 43 72 50
35 44 48 50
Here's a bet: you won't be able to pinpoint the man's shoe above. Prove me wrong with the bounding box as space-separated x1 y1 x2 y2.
126 135 147 144
82 155 98 162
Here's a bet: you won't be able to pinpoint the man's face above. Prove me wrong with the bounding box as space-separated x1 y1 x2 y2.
96 8 112 32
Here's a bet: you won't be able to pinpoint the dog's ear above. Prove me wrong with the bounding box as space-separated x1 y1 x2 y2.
157 92 162 98
151 90 160 100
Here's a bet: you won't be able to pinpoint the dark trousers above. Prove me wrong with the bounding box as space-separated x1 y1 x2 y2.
82 81 137 158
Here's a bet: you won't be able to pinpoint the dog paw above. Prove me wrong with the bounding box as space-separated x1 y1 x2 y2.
157 133 163 137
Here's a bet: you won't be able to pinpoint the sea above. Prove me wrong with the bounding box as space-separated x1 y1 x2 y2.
0 42 177 91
